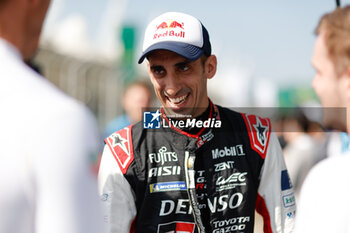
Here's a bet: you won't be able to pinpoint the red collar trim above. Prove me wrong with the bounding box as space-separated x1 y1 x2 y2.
161 100 214 138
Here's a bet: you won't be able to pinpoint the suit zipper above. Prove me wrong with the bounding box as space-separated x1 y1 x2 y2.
185 151 206 233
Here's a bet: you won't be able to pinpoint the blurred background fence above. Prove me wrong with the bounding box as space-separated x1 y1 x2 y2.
34 45 126 130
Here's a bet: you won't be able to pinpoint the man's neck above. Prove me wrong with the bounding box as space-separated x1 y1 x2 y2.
165 102 212 134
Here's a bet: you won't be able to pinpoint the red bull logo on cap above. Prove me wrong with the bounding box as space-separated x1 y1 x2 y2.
156 20 184 31
153 19 185 40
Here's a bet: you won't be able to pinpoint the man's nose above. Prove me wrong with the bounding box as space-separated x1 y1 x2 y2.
164 74 181 97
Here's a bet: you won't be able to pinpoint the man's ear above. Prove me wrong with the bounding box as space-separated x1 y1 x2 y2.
342 66 350 101
205 55 217 80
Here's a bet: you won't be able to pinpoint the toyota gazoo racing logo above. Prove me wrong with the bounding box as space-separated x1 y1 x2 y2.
153 19 185 39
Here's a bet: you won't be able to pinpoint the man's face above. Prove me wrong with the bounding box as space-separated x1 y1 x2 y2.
123 85 151 123
311 33 347 130
147 50 216 117
23 0 51 59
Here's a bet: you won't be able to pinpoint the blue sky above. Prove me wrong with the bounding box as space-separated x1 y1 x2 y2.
42 0 350 106
44 0 349 83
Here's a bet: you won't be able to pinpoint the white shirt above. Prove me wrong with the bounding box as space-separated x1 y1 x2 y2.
0 39 105 233
294 153 350 233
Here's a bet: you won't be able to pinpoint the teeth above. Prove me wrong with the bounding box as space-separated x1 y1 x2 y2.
169 94 187 104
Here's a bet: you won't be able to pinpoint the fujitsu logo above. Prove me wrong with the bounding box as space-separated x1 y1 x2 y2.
153 19 185 40
149 146 178 165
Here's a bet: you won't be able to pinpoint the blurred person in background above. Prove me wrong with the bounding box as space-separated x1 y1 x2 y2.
0 0 105 232
295 5 350 233
281 110 318 199
99 11 295 233
103 80 152 138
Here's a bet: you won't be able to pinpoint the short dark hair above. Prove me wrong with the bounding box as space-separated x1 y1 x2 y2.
200 54 209 67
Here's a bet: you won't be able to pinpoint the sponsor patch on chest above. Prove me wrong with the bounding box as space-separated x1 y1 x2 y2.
211 145 245 159
148 146 181 178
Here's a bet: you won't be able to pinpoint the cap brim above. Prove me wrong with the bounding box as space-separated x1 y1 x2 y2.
138 41 203 64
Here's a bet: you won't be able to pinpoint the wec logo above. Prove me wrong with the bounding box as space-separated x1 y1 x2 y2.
216 173 247 186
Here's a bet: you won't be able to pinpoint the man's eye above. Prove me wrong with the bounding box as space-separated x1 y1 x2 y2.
152 67 165 75
178 65 189 72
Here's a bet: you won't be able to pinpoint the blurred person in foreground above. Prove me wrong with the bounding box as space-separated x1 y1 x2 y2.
103 81 152 138
0 0 105 232
99 12 295 233
295 5 350 233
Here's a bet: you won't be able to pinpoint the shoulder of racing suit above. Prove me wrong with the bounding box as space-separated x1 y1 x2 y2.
104 123 148 208
214 105 272 159
104 124 135 175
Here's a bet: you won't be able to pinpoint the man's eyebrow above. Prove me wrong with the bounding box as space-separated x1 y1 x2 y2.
150 65 164 70
174 59 193 67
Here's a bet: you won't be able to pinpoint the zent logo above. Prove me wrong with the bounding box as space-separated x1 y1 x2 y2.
143 110 161 129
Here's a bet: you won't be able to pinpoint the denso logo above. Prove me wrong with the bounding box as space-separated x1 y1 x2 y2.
212 145 245 159
159 193 243 216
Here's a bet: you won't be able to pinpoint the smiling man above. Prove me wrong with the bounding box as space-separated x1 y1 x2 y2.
146 49 215 118
98 12 295 233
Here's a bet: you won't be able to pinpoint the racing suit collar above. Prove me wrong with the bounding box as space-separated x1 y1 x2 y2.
161 99 215 138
